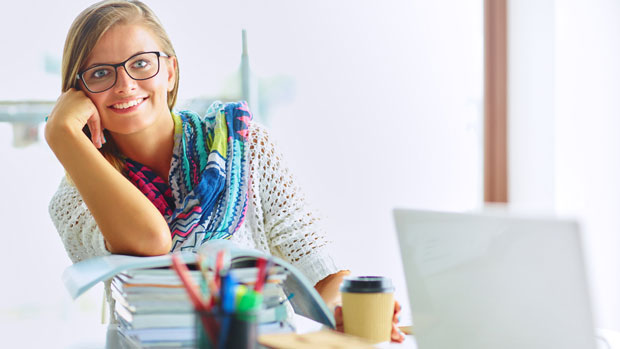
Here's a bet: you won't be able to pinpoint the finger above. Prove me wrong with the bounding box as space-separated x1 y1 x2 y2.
393 300 401 323
87 110 102 148
87 119 100 148
391 323 405 343
334 306 343 324
334 306 344 332
393 309 401 323
92 106 102 146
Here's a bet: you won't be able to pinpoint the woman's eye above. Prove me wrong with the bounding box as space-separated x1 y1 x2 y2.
90 68 111 79
132 59 150 69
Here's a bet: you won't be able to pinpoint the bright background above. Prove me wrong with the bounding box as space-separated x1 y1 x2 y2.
3 0 619 348
508 0 620 333
0 1 482 346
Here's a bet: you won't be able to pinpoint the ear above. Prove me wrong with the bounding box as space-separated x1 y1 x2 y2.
166 56 177 92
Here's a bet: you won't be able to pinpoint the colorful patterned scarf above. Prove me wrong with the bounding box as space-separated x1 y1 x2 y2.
124 101 252 251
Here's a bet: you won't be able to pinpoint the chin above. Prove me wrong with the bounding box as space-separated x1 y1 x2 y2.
105 117 157 135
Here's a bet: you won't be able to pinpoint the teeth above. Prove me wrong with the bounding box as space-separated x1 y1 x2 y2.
112 98 143 110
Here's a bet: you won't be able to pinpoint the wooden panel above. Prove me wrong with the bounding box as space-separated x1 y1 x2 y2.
484 0 508 203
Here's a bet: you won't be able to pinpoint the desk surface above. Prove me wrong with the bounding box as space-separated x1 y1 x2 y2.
104 314 417 348
101 324 620 349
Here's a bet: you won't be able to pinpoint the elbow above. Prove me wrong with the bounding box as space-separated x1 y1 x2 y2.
133 217 172 256
154 232 173 255
138 228 172 256
106 226 172 257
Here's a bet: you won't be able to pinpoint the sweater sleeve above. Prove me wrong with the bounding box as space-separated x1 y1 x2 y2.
48 176 111 263
248 123 341 286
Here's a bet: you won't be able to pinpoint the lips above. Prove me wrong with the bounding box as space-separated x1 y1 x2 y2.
109 97 147 110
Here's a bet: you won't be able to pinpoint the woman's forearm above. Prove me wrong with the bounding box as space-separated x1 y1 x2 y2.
46 123 171 256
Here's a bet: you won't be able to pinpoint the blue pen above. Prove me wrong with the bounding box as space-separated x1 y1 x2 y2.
218 273 236 349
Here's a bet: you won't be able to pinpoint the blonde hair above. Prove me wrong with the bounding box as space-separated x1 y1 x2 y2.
61 0 179 171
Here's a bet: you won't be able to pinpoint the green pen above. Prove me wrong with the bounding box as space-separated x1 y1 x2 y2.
235 285 248 306
237 288 262 321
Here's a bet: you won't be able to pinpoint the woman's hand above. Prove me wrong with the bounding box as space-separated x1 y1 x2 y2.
45 88 105 149
314 270 350 308
334 300 405 343
44 88 172 257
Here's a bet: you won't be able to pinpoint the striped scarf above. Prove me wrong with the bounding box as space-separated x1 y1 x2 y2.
124 101 252 251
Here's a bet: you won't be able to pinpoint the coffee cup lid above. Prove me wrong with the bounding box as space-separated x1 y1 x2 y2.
340 276 395 293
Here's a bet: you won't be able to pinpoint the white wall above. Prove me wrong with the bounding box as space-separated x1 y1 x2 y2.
508 0 556 211
509 0 620 330
153 0 484 322
0 0 484 339
233 0 484 322
556 0 620 331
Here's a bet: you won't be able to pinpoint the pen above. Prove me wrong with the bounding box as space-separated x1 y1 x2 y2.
254 258 267 293
196 254 209 300
235 284 249 306
207 275 219 308
215 250 224 289
197 253 219 308
237 289 263 315
280 292 295 305
171 254 217 346
171 254 208 312
218 273 237 349
263 257 274 286
220 274 237 313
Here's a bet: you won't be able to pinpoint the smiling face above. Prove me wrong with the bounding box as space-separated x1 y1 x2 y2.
81 24 177 136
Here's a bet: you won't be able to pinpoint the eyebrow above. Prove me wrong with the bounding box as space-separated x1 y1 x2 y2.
83 50 152 70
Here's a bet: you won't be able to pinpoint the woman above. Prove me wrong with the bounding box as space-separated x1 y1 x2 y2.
46 0 402 342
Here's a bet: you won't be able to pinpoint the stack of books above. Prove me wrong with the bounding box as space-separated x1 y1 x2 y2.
62 240 337 347
111 265 290 348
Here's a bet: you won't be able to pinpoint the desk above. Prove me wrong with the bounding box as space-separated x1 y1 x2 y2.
104 314 417 348
40 319 616 348
291 313 416 348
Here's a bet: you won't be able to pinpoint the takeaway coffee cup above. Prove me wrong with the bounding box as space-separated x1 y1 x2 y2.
340 276 395 343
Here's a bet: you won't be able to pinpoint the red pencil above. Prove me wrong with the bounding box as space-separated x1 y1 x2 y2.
171 254 218 345
254 258 267 293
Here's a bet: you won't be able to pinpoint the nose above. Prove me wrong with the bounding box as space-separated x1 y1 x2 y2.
113 66 137 94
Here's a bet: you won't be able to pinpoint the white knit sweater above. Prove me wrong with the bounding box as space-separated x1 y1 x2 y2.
48 123 340 286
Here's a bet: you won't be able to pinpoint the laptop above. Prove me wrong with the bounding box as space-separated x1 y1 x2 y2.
393 208 596 349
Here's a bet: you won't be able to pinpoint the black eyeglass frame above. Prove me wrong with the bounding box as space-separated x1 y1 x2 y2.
76 51 170 93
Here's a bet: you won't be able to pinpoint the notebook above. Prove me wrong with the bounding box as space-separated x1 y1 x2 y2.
393 208 596 349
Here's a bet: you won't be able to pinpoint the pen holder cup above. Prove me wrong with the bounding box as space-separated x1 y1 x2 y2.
195 309 258 349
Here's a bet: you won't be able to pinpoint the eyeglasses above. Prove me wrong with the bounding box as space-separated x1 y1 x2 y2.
76 51 170 93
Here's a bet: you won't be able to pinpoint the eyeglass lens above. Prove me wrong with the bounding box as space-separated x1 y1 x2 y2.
82 52 160 93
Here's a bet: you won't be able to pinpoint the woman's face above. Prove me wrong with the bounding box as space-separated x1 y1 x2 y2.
81 24 176 136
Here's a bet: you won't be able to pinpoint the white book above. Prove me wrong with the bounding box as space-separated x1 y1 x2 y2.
115 301 194 329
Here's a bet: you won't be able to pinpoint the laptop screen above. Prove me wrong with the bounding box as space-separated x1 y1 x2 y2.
394 209 596 349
